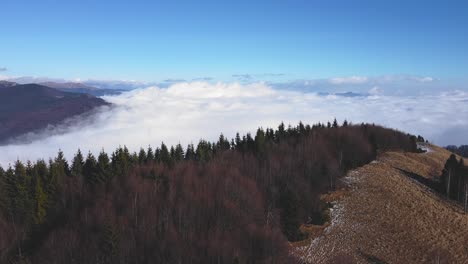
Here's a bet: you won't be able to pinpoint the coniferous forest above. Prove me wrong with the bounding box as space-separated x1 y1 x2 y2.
0 121 418 263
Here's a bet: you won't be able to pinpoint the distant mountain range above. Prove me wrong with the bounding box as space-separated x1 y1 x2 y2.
1 80 125 96
39 81 126 96
0 83 109 144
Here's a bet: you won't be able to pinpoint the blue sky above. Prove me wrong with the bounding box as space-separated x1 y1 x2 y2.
1 0 468 82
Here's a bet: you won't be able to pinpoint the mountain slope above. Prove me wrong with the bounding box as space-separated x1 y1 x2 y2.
0 83 109 144
40 81 125 96
295 144 467 263
0 80 17 88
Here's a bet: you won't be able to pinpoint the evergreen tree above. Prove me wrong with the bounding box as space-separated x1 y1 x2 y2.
235 132 242 150
12 160 33 226
160 142 171 165
138 148 147 164
71 149 84 178
100 223 120 263
147 146 154 162
97 150 111 183
50 150 70 187
32 174 47 225
278 185 301 241
174 144 185 161
84 152 98 185
332 118 338 128
217 134 230 151
185 143 195 160
255 128 266 155
196 140 212 162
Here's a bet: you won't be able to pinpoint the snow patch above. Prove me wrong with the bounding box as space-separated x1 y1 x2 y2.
417 143 433 153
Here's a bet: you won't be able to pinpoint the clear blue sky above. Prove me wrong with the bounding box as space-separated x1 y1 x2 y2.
1 0 467 81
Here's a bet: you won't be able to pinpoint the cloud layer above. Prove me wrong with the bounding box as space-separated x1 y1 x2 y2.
0 81 467 166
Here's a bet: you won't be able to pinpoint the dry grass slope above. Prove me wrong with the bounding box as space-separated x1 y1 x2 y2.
294 144 468 263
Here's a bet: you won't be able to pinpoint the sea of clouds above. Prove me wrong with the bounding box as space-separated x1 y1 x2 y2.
1 81 467 166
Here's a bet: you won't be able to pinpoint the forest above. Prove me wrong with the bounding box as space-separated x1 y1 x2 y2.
445 145 468 158
0 120 418 263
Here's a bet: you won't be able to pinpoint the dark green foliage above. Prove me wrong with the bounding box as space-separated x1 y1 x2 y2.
277 185 303 241
146 146 154 162
159 142 171 165
185 143 196 160
100 223 120 263
71 149 84 178
97 150 111 183
173 144 185 161
138 148 147 164
83 152 98 185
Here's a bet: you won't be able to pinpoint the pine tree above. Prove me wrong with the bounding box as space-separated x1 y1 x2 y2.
332 118 338 128
185 143 195 160
97 150 111 183
147 146 155 162
174 144 185 161
277 185 301 241
160 142 171 165
84 152 98 185
138 148 147 164
100 223 120 263
71 149 84 178
235 132 242 150
33 175 47 225
255 128 266 155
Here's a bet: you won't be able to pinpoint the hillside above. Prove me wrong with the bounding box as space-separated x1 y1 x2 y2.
0 123 417 263
0 83 109 144
295 143 467 263
40 82 124 96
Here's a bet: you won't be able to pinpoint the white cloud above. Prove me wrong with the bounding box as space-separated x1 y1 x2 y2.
329 76 368 85
368 86 383 95
0 81 467 166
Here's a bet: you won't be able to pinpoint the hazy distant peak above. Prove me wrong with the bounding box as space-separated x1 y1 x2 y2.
40 81 98 90
0 80 18 88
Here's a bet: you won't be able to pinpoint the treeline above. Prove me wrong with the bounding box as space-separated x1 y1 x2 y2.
440 154 468 205
445 145 468 158
0 120 417 263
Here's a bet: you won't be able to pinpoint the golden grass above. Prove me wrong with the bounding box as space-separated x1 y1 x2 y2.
294 145 468 264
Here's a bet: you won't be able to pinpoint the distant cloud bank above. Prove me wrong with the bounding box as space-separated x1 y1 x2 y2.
0 81 467 166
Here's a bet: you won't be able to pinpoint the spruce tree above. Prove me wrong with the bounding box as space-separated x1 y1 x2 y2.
138 148 147 164
97 150 111 183
71 149 84 178
84 152 98 185
332 118 338 128
174 144 185 161
147 146 155 162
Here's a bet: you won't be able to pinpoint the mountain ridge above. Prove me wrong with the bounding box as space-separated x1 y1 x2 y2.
0 83 109 144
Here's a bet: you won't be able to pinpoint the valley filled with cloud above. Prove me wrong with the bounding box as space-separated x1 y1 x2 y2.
0 81 467 166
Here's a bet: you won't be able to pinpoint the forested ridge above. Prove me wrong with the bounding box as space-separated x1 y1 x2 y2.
445 145 468 158
0 120 417 263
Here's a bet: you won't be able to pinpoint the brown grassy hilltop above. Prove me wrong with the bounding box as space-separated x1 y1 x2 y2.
294 143 468 263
